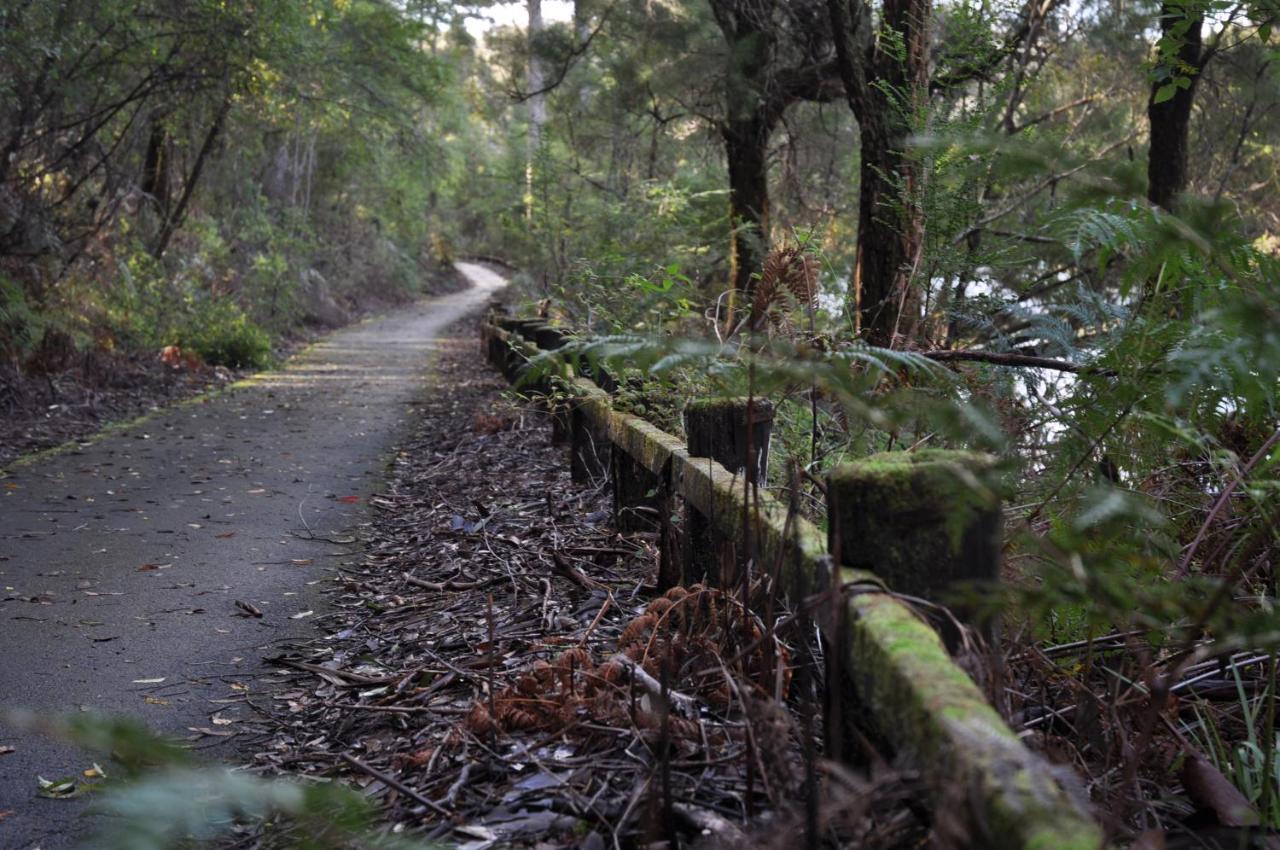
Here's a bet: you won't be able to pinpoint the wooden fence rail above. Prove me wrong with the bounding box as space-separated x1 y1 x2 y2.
481 314 1104 850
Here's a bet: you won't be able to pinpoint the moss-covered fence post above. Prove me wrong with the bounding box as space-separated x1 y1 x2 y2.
681 397 774 587
823 449 1002 765
825 449 1002 607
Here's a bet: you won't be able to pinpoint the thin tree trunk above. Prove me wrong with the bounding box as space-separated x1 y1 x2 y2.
302 133 316 214
140 116 171 218
723 114 773 298
152 95 231 259
525 0 546 220
1146 2 1203 211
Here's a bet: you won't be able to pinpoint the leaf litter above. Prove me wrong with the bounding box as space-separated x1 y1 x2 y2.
240 323 924 848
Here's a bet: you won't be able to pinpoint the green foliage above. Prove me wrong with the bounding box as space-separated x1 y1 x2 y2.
1185 663 1280 826
0 275 41 360
0 0 461 375
5 710 438 850
179 300 274 370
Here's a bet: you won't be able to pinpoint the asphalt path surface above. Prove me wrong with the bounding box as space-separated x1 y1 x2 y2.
0 264 504 849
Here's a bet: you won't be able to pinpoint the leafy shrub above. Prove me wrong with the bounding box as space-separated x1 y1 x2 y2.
179 300 273 369
0 274 41 361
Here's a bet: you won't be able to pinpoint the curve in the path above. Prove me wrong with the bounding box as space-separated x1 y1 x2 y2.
0 263 504 849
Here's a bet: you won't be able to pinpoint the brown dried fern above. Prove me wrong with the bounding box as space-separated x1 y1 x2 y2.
750 246 818 330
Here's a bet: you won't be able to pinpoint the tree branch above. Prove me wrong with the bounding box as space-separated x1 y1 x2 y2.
508 3 614 103
930 0 1067 94
826 0 873 121
922 349 1104 373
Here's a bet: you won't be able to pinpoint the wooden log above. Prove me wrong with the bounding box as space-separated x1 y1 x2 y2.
495 316 542 334
826 449 1001 615
681 397 774 586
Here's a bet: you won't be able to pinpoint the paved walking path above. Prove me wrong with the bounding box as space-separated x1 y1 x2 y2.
0 264 504 848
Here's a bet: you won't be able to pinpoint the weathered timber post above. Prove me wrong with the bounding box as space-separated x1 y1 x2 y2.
655 459 680 590
481 322 498 369
495 316 538 332
612 446 662 533
681 397 774 586
549 398 571 446
570 405 611 483
531 325 565 352
501 338 527 384
518 323 555 396
531 325 570 445
825 449 1001 607
823 449 1001 765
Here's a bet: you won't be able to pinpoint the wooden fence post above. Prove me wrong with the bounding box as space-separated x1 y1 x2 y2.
612 447 662 533
530 326 572 445
570 405 611 483
822 449 1000 765
826 449 1002 617
681 397 774 586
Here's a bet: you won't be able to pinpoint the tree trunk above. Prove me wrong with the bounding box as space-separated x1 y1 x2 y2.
1146 2 1203 211
860 0 930 347
854 114 923 347
152 95 231 259
140 117 171 219
723 114 773 299
828 0 930 348
525 0 547 221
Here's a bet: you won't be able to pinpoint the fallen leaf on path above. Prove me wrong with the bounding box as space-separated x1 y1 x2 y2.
132 677 166 684
187 727 235 738
143 696 170 706
291 559 313 566
0 746 14 756
248 489 266 494
235 600 263 618
338 495 361 504
215 531 236 539
37 777 80 799
289 610 314 619
136 563 171 572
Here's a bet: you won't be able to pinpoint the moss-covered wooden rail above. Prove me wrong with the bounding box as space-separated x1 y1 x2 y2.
480 314 1104 850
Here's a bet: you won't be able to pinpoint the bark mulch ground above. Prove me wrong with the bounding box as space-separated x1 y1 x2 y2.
242 320 926 850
